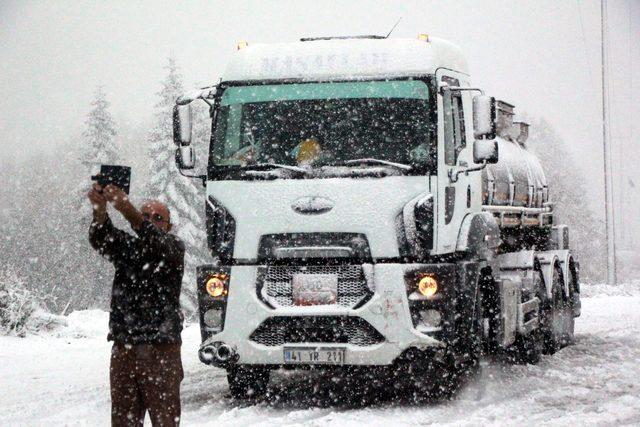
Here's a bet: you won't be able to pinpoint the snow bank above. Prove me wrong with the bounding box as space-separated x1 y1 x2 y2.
15 308 109 339
58 309 110 339
580 281 640 298
41 309 197 341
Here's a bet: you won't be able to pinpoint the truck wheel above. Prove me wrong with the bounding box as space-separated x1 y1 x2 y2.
412 354 480 400
227 366 270 399
430 358 480 400
511 331 542 364
561 268 576 347
410 361 453 400
540 265 565 355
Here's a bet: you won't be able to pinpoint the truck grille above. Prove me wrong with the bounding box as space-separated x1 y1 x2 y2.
258 265 372 308
249 316 385 347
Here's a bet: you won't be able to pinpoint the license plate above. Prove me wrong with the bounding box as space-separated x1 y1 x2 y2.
292 274 338 306
283 347 346 365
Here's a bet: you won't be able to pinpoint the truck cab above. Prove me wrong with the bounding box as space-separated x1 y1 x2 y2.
173 35 579 398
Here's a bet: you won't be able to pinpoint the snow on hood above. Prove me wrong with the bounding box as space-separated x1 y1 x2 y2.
207 175 430 259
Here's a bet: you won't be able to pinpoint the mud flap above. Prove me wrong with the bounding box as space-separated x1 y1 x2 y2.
498 279 519 347
517 297 540 334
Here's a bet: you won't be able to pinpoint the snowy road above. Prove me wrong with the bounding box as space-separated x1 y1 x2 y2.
1 287 639 426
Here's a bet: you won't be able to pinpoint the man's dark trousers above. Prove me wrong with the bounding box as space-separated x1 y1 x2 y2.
110 344 183 426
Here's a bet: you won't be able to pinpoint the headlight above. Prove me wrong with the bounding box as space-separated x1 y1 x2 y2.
205 273 228 298
417 275 438 298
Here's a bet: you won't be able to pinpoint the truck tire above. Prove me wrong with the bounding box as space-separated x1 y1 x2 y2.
561 268 576 346
227 366 270 399
540 264 565 355
408 357 478 400
511 333 542 364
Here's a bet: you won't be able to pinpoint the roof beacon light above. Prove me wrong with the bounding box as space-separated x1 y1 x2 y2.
237 41 249 50
418 33 429 42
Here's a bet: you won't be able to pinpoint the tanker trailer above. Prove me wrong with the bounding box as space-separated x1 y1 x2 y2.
479 100 580 360
170 35 581 398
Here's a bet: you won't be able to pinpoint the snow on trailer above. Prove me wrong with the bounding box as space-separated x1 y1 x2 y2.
171 34 581 400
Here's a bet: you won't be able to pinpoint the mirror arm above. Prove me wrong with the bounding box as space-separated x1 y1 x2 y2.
177 167 207 187
448 161 487 183
439 86 484 95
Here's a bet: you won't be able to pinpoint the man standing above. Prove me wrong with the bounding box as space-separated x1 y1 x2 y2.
88 183 185 427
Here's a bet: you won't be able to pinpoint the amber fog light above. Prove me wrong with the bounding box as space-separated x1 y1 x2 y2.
417 275 438 298
206 274 228 298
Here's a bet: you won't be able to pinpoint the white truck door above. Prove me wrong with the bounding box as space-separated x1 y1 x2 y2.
433 71 473 254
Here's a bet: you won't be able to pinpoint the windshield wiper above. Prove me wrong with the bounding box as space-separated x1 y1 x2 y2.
342 158 413 171
240 163 311 175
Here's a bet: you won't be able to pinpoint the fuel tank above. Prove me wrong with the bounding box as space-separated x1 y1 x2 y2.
481 101 548 208
482 138 548 208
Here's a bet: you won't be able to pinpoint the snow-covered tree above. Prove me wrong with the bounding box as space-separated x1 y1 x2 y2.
75 87 119 216
80 86 119 171
0 268 41 336
0 149 107 313
147 57 207 313
72 87 122 307
526 116 607 282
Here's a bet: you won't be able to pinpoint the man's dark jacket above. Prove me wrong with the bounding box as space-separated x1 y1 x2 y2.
89 217 185 345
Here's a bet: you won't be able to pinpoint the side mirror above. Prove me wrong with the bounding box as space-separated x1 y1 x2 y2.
473 139 499 164
173 104 193 146
175 146 195 170
473 95 496 139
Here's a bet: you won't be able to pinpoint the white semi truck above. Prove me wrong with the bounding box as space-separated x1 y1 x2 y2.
172 35 581 398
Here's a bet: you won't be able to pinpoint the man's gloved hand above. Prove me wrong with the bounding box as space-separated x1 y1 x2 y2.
88 183 107 223
103 184 144 230
103 184 130 212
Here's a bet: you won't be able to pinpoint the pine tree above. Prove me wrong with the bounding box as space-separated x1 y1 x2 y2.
73 87 120 309
75 87 119 214
147 57 207 314
526 116 607 283
81 86 119 169
0 148 109 313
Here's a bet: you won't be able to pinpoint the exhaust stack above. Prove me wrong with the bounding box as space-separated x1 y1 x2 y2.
198 343 237 366
216 344 234 362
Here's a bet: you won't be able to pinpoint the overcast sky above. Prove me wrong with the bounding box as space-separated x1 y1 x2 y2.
1 0 638 240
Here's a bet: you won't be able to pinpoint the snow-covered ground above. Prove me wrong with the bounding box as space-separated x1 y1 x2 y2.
1 285 639 426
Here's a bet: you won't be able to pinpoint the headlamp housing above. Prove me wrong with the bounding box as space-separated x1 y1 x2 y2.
197 266 231 340
397 193 434 260
206 196 236 262
404 265 456 338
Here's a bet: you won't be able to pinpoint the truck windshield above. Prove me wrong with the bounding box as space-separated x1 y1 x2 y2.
210 80 432 176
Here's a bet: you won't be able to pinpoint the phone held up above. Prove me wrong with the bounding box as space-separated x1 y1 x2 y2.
91 165 132 195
